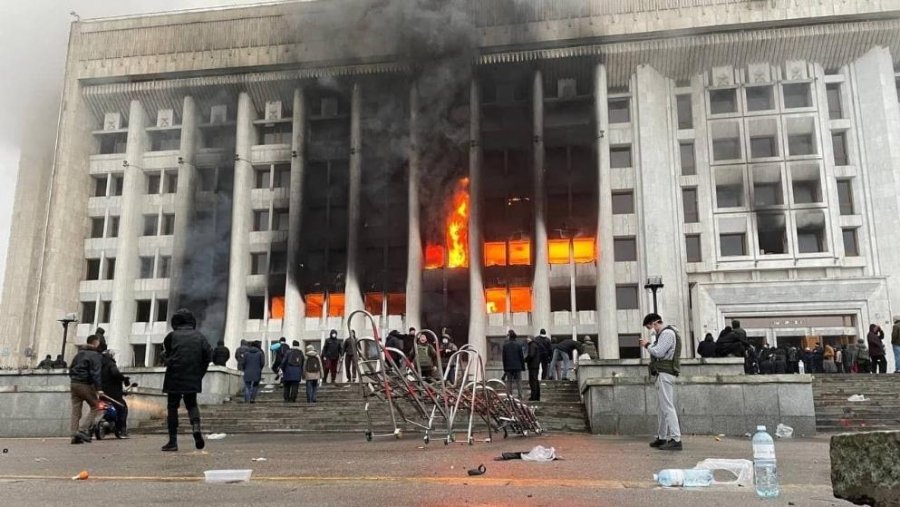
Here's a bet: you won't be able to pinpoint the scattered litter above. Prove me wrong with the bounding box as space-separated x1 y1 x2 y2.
717 434 725 438
493 446 559 462
207 433 227 440
71 470 89 481
251 458 267 462
714 436 721 442
1 448 7 454
655 468 712 487
775 423 794 439
34 458 47 462
693 459 753 487
204 469 252 484
416 446 425 450
847 394 869 402
743 433 752 438
467 464 486 476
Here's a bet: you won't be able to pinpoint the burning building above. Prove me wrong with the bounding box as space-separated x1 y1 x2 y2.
2 1 900 372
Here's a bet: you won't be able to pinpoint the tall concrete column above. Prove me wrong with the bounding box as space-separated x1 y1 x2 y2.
284 87 307 343
405 84 423 331
635 65 687 331
109 100 148 364
595 63 618 358
532 70 551 334
169 95 199 314
224 92 256 355
853 47 900 373
468 78 487 356
344 82 365 333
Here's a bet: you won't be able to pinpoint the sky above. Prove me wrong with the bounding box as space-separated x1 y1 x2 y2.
0 0 281 304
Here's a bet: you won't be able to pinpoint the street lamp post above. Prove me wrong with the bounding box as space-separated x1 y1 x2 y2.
643 276 664 314
57 313 79 360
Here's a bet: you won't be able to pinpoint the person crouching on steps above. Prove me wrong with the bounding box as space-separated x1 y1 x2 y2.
303 345 324 403
161 309 212 452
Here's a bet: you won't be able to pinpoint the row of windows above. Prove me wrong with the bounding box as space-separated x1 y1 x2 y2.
93 171 180 197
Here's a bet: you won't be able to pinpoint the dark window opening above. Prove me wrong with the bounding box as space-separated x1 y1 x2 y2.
709 88 738 114
685 235 702 262
615 285 639 310
676 95 693 129
680 142 696 175
720 233 746 257
613 237 637 262
248 296 265 319
86 259 101 280
81 302 96 325
682 188 699 223
783 83 812 108
135 300 152 322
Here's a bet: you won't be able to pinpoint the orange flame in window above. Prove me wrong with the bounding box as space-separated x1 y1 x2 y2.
446 178 469 268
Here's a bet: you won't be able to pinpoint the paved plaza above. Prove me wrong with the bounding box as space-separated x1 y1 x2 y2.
0 432 849 506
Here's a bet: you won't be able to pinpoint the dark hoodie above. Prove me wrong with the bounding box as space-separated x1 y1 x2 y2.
322 330 342 360
162 309 213 394
697 334 717 358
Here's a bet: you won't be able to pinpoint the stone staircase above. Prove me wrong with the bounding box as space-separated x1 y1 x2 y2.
813 374 900 432
133 380 589 437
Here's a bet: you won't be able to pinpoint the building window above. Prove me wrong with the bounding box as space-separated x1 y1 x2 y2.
720 233 747 257
253 210 270 232
107 216 119 238
161 214 176 235
273 209 290 231
574 286 596 311
831 131 849 166
254 167 270 189
250 252 268 275
618 334 642 359
270 251 287 273
86 259 101 280
81 302 96 325
91 218 105 239
147 173 161 194
260 124 292 145
157 256 171 278
94 176 107 197
273 164 291 188
139 256 154 279
150 131 181 151
143 215 159 236
682 188 699 223
752 165 784 207
608 98 630 124
837 180 854 215
746 85 774 112
611 191 634 215
99 135 127 155
609 146 632 168
676 94 693 129
680 142 696 175
164 171 178 194
685 235 702 262
154 299 168 322
99 301 112 323
709 88 738 115
135 300 152 322
104 258 116 280
110 175 124 196
715 166 744 208
826 84 843 119
757 212 788 255
790 164 822 204
198 168 216 192
796 210 827 253
783 83 812 108
248 296 266 319
842 228 859 257
613 237 637 262
710 121 742 161
615 285 639 310
550 288 571 312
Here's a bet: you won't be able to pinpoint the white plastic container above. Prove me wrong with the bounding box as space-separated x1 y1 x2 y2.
204 469 253 483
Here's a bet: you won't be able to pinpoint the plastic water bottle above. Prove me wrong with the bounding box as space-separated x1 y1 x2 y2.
654 468 713 487
752 425 780 498
798 361 805 374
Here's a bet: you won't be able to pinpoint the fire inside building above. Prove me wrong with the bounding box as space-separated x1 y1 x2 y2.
1 1 900 373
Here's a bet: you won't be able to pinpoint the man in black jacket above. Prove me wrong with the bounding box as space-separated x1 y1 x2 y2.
98 343 130 438
385 330 405 365
535 329 553 380
322 330 342 383
212 340 230 367
524 335 541 401
697 333 717 358
161 308 213 452
502 330 525 399
69 335 103 444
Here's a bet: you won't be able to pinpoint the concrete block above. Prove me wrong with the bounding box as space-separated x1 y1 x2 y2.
590 414 619 434
587 386 614 415
709 384 745 416
725 416 756 436
680 415 712 435
675 384 712 416
741 384 780 416
831 431 900 506
612 385 646 415
777 383 815 416
618 415 655 436
710 416 729 436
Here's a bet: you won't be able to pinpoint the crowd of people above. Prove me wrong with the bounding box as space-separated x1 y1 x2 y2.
697 318 900 375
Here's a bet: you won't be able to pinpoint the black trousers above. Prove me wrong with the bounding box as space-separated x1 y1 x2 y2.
528 367 540 401
166 393 200 437
283 381 300 402
871 355 887 374
114 398 128 435
540 359 551 380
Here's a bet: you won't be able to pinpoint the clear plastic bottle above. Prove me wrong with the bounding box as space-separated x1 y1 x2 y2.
752 425 780 498
654 468 713 487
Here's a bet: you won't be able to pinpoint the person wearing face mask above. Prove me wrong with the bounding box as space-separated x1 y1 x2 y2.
321 329 342 383
440 331 458 384
412 334 438 380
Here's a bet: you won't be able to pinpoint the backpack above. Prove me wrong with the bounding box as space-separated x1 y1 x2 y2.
286 349 303 368
305 356 321 374
537 337 552 360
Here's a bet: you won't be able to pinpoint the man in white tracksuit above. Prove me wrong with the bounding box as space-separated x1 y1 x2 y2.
639 312 683 451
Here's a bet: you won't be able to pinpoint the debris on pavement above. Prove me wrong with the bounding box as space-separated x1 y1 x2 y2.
493 445 558 462
775 423 793 439
847 394 869 402
207 433 227 440
251 458 267 462
467 464 486 476
71 470 89 481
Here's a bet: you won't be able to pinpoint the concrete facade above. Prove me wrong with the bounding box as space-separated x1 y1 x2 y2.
2 0 900 370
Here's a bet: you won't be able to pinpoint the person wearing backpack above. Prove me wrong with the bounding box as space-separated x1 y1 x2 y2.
303 345 324 403
281 341 304 402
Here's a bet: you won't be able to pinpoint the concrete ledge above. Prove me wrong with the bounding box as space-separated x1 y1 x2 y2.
831 431 900 506
581 374 815 437
575 358 746 391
